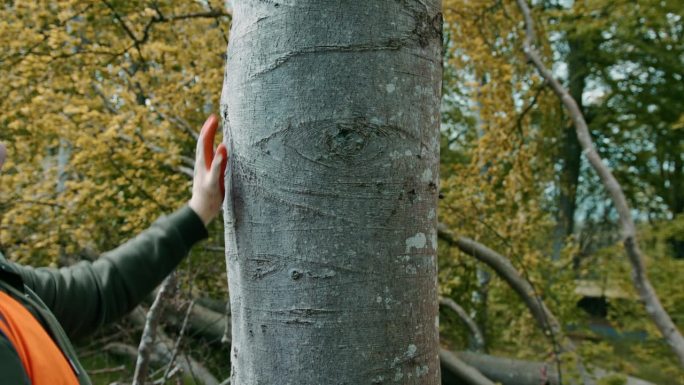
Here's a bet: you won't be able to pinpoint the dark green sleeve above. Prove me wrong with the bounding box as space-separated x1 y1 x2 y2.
0 332 31 384
12 205 208 340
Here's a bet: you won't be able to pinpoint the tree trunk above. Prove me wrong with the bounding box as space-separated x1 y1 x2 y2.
669 155 684 259
220 1 443 384
516 0 684 367
551 36 584 261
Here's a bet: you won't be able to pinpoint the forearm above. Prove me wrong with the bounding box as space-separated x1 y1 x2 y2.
16 205 208 339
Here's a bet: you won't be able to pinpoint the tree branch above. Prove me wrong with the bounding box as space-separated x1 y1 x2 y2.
164 297 230 345
440 350 497 385
161 300 194 385
515 0 684 367
101 1 232 60
437 224 592 385
132 274 176 385
126 305 221 385
451 351 655 385
101 0 143 59
166 10 232 22
155 299 656 385
439 297 485 353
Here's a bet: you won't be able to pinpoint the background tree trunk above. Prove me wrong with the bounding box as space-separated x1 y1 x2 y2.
220 1 443 384
516 0 684 367
551 36 584 261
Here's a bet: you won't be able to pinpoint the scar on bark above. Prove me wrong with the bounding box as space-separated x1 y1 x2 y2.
412 11 443 47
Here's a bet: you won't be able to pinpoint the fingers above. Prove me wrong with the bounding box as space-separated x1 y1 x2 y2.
209 143 228 202
200 114 219 171
217 144 228 199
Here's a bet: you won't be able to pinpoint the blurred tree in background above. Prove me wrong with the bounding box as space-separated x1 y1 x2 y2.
440 0 683 382
1 0 682 384
0 3 232 380
0 0 229 272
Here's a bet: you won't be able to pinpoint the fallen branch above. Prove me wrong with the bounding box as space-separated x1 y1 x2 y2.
132 274 176 385
174 300 656 385
437 226 563 342
437 224 591 384
88 364 126 375
515 0 684 367
449 351 655 385
440 350 497 385
161 300 194 384
155 366 181 384
126 306 221 385
165 297 230 345
439 297 485 353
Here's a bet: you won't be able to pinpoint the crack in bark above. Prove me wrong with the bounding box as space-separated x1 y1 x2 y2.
249 42 406 78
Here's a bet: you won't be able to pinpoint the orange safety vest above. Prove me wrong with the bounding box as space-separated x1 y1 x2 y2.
0 290 80 385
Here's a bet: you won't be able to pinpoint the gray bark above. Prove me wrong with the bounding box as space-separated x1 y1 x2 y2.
220 1 443 384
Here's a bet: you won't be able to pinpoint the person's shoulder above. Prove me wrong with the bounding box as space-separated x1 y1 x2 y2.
0 252 25 293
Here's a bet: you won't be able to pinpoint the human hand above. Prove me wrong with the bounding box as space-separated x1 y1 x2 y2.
188 115 228 226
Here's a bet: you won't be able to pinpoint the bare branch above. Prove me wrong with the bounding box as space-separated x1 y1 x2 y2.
164 298 230 345
148 299 657 385
161 300 195 385
437 224 593 385
515 0 684 367
440 350 497 385
88 365 126 375
155 366 181 384
439 297 485 353
101 1 231 61
437 225 560 339
101 0 139 42
126 306 221 385
178 165 195 179
166 10 232 21
450 351 656 385
132 274 176 385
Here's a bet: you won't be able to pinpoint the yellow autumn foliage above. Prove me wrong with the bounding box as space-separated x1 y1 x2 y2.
440 0 567 357
1 1 682 382
0 1 230 276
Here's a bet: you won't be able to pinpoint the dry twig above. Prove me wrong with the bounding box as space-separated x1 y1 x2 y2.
132 274 176 385
161 300 195 385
